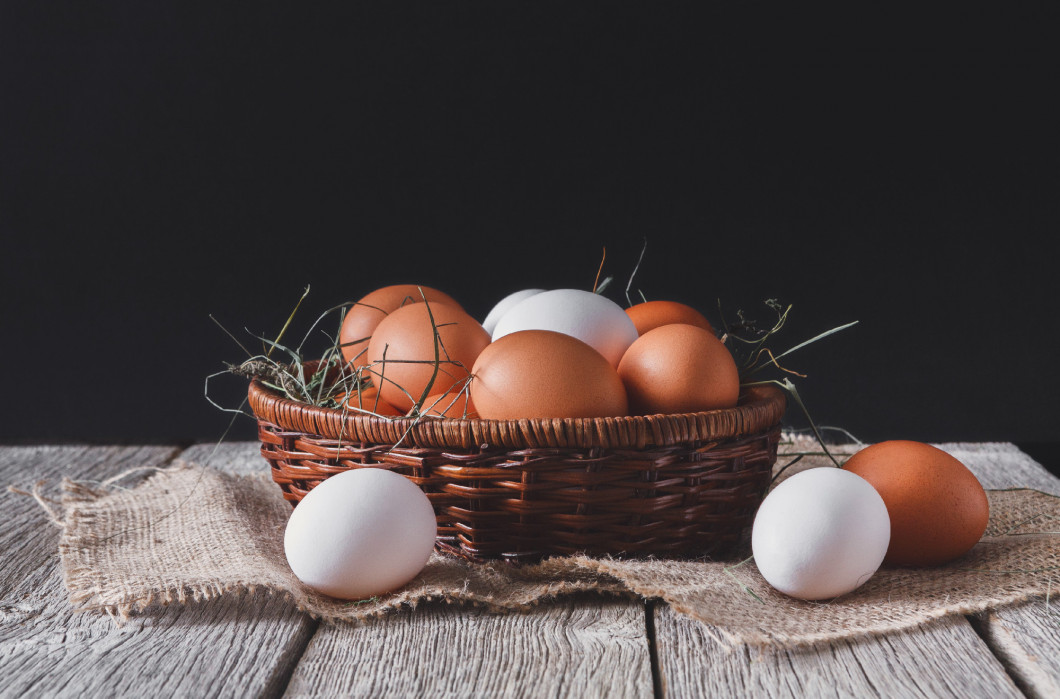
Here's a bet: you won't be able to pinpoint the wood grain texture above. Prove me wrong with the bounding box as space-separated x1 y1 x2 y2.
181 439 278 477
284 595 653 698
200 443 657 697
949 442 1060 494
0 445 181 602
0 443 317 699
979 600 1060 699
655 606 1021 698
954 443 1060 699
651 442 1060 699
3 441 1056 697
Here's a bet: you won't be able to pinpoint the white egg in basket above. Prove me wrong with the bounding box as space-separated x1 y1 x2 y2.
491 288 638 367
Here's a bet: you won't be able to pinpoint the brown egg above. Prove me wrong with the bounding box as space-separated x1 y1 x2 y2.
625 300 714 336
333 388 403 417
339 284 462 367
617 323 739 415
422 390 477 418
366 302 490 411
470 330 628 419
843 440 990 566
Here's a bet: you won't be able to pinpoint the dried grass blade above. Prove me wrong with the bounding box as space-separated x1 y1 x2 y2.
268 284 311 358
748 320 859 376
743 378 843 468
624 237 648 308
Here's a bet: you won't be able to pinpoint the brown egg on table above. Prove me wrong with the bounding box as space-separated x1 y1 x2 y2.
422 390 477 418
470 329 628 419
333 387 403 417
339 284 462 368
843 440 990 567
625 300 714 336
617 323 739 415
365 302 490 411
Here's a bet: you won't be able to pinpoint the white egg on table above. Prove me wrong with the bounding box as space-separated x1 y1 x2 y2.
491 288 638 367
751 467 890 601
284 468 437 600
481 288 546 335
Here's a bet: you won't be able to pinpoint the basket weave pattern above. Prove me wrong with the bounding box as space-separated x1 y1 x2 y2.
250 375 785 561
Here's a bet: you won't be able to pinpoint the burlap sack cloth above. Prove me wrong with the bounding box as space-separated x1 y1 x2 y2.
48 442 1060 648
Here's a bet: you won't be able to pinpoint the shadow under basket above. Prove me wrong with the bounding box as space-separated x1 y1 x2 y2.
248 376 786 563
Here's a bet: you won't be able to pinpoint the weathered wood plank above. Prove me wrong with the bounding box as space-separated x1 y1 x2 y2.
956 443 1060 699
655 607 1021 698
0 444 182 601
979 600 1060 699
229 440 659 697
205 443 658 697
0 442 317 699
652 442 1058 699
181 438 276 477
284 594 653 698
4 441 1055 697
940 442 1060 494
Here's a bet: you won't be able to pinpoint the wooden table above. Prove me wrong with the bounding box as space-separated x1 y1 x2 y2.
2 441 1059 698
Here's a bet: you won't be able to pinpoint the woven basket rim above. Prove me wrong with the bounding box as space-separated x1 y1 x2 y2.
247 366 787 450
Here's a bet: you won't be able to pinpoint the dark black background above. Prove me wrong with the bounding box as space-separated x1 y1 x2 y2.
2 4 1058 471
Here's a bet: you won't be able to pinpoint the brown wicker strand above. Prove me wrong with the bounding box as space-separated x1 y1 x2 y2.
249 367 786 561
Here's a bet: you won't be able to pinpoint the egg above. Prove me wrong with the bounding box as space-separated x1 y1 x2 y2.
481 288 546 335
366 302 491 411
491 288 639 367
333 387 403 417
752 467 891 600
617 324 740 415
470 329 628 419
422 390 477 418
284 468 437 600
842 440 990 566
625 300 714 336
339 284 462 368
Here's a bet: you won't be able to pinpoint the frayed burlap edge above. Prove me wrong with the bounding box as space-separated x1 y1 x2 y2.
20 448 1060 650
48 463 634 626
566 536 1060 649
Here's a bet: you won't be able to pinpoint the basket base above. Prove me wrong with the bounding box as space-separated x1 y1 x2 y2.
259 419 781 561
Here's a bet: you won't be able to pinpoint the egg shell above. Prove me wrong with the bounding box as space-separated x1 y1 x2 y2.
283 468 437 600
752 467 891 600
339 284 462 368
470 329 628 419
366 302 491 411
481 288 546 335
422 390 477 418
617 323 740 415
842 440 990 567
491 288 639 367
333 387 403 417
625 300 714 336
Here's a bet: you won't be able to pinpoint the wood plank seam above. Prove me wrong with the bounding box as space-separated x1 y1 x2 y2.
0 444 322 698
6 442 1052 697
645 600 664 699
968 611 1050 699
261 617 322 699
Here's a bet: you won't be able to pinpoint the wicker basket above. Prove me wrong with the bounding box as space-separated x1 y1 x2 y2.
248 368 786 562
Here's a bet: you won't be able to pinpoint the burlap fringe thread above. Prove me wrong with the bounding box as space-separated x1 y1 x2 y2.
27 445 1060 649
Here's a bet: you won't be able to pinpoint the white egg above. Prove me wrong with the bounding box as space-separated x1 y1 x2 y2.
491 288 639 367
284 468 437 600
751 467 890 600
481 288 546 335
